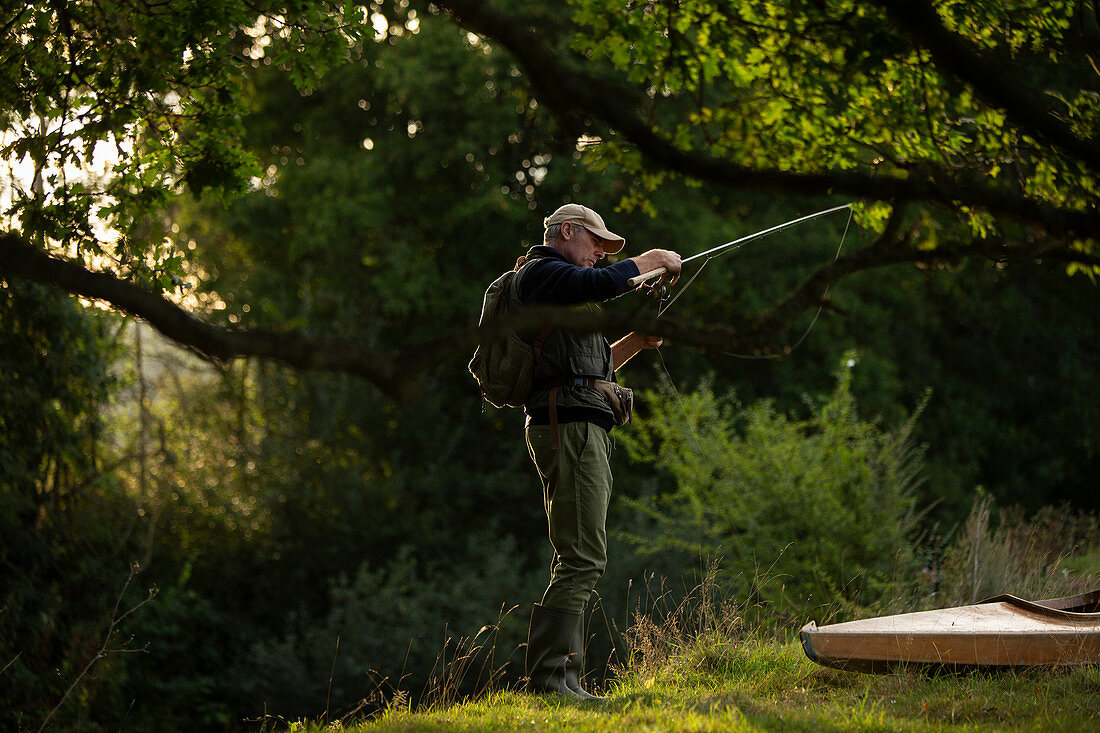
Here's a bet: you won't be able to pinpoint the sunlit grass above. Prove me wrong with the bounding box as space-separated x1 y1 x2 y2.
280 637 1099 732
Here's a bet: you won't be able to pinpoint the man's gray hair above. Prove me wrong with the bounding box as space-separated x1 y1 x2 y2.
544 222 564 243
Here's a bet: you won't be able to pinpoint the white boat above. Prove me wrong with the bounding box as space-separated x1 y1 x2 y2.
800 589 1100 673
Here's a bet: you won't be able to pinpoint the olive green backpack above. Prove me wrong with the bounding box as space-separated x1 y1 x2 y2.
468 265 537 409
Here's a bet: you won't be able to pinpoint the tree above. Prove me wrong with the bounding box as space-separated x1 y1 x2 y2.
2 1 1097 397
438 1 1100 236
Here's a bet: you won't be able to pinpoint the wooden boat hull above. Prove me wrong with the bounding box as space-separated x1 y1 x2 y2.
801 590 1100 673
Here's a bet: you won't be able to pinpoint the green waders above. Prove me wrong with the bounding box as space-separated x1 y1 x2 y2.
524 421 612 700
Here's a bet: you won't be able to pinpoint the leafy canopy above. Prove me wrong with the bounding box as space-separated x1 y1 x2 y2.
1 1 368 283
567 0 1099 255
2 0 1098 390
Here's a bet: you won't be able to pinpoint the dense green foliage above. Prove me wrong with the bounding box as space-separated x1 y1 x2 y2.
570 0 1100 248
1 0 360 275
619 362 924 618
0 283 138 732
2 1 1099 730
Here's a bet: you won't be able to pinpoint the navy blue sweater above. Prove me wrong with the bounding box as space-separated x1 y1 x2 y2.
518 246 640 305
518 246 640 431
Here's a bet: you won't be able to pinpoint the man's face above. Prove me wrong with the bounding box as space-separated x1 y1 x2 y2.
559 223 606 268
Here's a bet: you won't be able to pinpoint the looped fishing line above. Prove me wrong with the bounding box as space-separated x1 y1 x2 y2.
721 205 854 359
652 205 856 445
654 346 714 461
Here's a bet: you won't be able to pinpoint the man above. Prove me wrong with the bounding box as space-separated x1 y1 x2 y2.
513 203 681 700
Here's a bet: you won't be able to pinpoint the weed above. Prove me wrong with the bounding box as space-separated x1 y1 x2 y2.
419 606 517 711
37 562 157 732
616 560 746 682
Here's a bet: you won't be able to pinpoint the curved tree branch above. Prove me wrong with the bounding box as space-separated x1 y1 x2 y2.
5 228 1097 391
0 231 747 392
744 232 1100 347
432 0 1100 241
0 232 410 398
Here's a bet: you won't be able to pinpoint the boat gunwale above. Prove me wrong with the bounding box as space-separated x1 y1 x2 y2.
977 589 1100 619
801 627 1100 640
802 603 1100 637
805 589 1100 638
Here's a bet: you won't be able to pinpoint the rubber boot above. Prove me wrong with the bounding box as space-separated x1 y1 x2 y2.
525 603 603 701
569 611 609 701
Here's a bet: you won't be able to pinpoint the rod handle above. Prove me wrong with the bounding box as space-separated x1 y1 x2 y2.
627 266 667 288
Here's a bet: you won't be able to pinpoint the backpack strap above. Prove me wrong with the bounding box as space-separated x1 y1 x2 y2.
522 252 579 451
531 330 555 378
531 330 563 450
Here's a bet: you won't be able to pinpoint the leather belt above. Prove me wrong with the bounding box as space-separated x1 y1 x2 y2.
534 376 597 450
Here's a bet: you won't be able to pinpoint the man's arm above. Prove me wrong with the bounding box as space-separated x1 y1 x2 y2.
612 332 663 371
520 248 682 305
520 257 640 304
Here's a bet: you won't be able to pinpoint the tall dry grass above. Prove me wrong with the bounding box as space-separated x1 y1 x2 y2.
934 492 1100 606
614 562 748 680
416 607 518 710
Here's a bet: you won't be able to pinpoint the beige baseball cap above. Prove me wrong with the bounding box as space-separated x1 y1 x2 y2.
543 203 626 254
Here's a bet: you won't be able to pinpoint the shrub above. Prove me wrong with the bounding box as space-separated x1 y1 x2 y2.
619 356 926 621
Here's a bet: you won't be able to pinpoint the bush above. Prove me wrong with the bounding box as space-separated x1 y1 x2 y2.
618 356 926 621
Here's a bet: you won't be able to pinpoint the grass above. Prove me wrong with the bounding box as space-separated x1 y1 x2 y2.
284 636 1100 732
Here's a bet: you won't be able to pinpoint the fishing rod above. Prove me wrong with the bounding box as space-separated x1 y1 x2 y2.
626 203 853 288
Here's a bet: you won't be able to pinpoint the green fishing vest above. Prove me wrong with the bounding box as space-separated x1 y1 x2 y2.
510 252 615 419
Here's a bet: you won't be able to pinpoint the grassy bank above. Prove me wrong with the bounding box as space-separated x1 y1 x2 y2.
289 637 1099 732
277 501 1100 733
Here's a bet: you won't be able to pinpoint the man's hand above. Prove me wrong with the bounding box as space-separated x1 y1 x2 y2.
630 249 682 285
612 332 664 370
